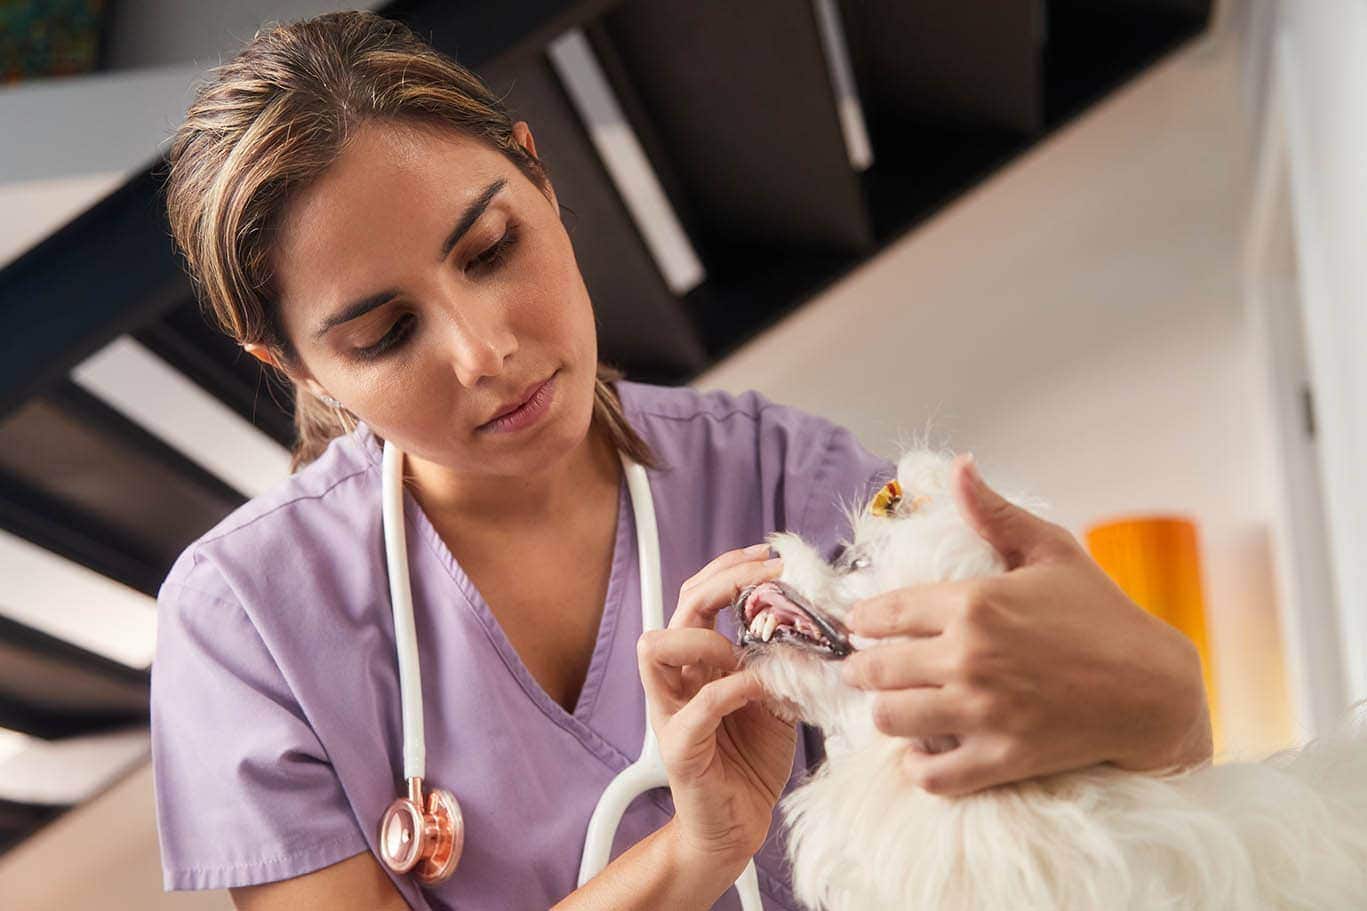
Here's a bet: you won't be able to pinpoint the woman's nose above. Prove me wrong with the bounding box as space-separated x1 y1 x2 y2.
439 300 518 388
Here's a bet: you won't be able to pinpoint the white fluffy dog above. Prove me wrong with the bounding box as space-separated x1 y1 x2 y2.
734 449 1367 911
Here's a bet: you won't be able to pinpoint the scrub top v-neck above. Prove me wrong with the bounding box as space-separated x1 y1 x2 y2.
151 379 895 910
410 454 634 726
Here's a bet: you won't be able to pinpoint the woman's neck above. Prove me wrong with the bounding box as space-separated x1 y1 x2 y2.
403 420 621 534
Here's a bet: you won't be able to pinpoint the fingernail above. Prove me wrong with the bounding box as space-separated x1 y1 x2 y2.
745 542 770 555
840 658 860 686
764 556 783 568
963 452 982 487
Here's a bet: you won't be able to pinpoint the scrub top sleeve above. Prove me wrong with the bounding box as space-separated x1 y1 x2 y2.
150 571 369 891
766 405 897 562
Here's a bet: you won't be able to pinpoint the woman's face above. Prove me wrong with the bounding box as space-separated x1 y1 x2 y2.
265 118 599 478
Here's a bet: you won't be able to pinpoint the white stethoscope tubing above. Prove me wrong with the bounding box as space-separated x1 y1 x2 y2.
382 440 427 781
577 453 669 879
383 441 761 908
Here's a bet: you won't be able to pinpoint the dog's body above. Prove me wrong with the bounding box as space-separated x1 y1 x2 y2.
736 450 1367 911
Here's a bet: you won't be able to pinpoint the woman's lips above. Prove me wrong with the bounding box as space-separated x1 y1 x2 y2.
476 372 557 433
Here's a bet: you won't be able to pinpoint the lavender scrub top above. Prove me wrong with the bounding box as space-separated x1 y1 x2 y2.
150 379 894 910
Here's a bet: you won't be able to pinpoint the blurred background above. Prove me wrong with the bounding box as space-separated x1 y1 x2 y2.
1 0 1363 907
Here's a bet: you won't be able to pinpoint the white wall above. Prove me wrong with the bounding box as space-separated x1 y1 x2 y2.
103 0 378 70
1277 0 1367 706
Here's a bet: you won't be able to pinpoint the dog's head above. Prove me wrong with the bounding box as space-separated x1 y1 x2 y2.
732 450 1013 749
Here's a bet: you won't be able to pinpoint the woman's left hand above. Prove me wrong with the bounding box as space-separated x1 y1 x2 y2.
840 454 1213 796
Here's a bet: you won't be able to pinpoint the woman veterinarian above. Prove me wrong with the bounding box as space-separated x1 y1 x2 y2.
149 11 1212 910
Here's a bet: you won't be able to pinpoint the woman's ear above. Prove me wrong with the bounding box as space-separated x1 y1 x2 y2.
242 342 330 401
513 120 539 160
513 120 559 216
242 342 282 370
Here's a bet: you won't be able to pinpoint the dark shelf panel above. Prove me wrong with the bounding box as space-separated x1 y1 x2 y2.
862 121 1031 245
478 52 708 379
600 0 874 255
1044 0 1210 127
839 0 1046 136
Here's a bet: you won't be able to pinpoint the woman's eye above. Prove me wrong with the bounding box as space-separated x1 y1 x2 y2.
467 223 519 273
355 312 415 360
350 225 519 361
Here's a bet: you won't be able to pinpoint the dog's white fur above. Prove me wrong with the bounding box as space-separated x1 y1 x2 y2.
746 449 1367 911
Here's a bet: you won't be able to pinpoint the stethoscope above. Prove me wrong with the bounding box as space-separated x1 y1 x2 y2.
376 439 763 908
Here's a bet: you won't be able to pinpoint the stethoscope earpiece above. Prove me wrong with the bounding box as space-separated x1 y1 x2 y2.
379 777 463 885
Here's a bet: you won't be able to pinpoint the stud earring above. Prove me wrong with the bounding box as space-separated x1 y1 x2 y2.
319 393 343 408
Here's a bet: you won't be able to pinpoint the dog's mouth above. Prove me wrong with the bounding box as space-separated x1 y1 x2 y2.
733 580 853 659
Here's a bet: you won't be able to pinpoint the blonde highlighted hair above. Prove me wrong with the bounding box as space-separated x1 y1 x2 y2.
163 10 659 473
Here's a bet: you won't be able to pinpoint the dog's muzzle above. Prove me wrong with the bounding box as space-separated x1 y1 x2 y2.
732 580 853 659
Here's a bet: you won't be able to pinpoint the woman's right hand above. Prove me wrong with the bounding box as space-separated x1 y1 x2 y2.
636 542 798 876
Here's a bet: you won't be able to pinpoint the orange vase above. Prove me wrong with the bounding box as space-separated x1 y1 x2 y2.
1085 516 1219 750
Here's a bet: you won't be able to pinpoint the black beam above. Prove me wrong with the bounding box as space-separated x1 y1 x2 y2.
0 167 189 422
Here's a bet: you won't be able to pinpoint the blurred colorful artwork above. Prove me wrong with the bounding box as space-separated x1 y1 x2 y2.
1 0 107 84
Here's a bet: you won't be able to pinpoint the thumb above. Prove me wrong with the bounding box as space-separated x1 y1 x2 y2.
950 453 1048 569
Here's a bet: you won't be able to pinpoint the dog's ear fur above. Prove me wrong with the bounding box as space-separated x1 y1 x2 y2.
894 449 956 503
766 531 845 620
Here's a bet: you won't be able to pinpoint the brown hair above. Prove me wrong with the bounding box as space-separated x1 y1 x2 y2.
163 10 660 473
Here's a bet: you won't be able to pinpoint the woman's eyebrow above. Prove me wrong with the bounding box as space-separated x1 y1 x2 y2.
312 289 397 340
439 177 507 261
311 178 508 340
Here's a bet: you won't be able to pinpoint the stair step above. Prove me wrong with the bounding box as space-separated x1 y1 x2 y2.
135 306 297 450
0 616 149 741
0 382 243 593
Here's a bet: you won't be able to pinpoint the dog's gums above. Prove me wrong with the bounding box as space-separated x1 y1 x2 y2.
732 580 853 658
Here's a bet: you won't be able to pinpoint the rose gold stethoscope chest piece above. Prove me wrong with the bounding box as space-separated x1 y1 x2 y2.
379 777 463 885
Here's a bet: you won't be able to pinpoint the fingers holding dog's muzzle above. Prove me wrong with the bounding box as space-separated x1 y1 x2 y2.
848 583 961 639
842 637 953 690
638 628 741 724
659 672 765 774
870 686 970 741
673 555 784 630
899 734 1019 797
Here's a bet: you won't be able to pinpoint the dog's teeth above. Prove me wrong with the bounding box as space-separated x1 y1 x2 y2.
761 611 780 642
749 611 767 637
